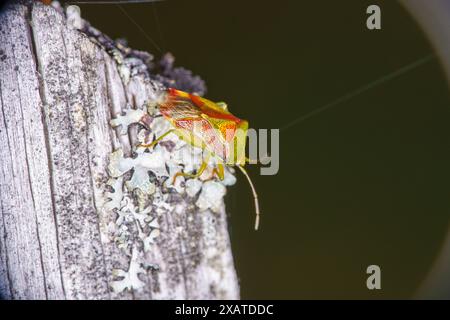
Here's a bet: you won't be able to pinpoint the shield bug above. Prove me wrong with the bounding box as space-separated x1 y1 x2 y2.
142 88 261 230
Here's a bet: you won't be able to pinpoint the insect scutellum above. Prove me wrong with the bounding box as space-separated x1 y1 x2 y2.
141 88 261 230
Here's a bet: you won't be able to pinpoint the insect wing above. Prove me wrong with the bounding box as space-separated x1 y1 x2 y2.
160 92 228 159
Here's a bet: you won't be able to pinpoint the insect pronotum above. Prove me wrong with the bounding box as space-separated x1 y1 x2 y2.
142 88 261 230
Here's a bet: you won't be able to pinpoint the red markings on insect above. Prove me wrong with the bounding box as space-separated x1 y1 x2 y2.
151 88 261 230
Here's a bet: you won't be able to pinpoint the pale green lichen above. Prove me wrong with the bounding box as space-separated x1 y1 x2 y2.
196 181 227 213
104 177 123 211
110 107 146 136
126 166 156 195
111 247 146 293
185 179 202 197
106 97 236 294
137 221 160 252
66 5 84 30
116 197 152 228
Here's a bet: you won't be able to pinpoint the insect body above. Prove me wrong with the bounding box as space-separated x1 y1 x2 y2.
143 88 260 230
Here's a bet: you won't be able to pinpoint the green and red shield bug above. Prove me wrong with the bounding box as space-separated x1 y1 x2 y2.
142 88 261 230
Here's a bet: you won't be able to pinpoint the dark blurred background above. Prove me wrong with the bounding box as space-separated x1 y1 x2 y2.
78 0 450 299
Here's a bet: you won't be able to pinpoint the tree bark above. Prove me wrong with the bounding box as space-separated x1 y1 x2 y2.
0 1 239 300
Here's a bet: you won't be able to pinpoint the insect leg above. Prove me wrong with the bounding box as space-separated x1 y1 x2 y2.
210 163 225 180
172 153 211 184
139 129 174 148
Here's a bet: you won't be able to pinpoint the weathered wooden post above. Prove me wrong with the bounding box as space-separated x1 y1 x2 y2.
0 0 239 299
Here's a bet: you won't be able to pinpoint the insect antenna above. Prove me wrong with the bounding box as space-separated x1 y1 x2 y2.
236 165 260 231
